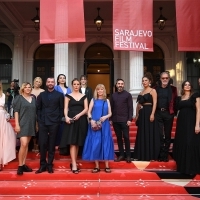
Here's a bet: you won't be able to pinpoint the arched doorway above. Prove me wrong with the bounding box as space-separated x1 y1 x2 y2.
84 43 114 97
186 52 200 92
143 44 165 85
0 43 12 88
33 44 54 89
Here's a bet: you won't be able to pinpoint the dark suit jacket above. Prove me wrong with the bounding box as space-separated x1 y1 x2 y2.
154 85 178 115
79 86 93 104
37 89 64 125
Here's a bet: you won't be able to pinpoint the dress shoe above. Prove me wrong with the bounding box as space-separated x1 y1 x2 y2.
23 164 33 172
47 166 54 174
126 157 131 163
114 156 124 162
35 167 47 174
17 166 23 175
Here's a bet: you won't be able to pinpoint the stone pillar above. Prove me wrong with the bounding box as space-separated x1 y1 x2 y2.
175 52 186 94
121 51 130 89
129 51 144 115
12 32 24 85
68 43 77 83
54 43 69 85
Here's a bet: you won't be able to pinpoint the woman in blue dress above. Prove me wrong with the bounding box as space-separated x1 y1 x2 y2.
54 74 71 147
82 84 114 173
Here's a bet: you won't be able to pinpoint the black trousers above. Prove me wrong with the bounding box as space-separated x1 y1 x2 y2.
155 111 174 159
38 122 60 168
113 122 131 157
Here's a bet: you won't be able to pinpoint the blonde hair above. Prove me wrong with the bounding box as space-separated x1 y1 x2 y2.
0 81 2 97
20 82 32 95
93 84 107 100
33 77 43 87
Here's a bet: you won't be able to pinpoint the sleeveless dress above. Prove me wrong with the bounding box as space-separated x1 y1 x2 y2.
59 94 88 154
173 93 200 174
134 93 160 161
82 99 114 161
0 93 16 166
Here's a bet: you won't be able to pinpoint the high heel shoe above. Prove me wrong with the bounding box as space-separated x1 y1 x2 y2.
70 163 81 172
72 169 79 174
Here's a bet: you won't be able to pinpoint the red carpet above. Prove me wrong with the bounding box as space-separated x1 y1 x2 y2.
1 118 199 199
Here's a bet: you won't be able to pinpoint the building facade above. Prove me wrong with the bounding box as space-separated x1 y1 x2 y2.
0 0 199 113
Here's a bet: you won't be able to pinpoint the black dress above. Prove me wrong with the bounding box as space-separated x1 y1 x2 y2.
59 94 88 154
173 93 200 175
134 93 160 161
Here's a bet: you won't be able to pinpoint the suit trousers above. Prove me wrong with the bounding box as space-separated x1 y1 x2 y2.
113 122 131 157
38 122 60 167
155 111 174 159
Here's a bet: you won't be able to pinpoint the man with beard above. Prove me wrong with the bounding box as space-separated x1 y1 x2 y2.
35 78 64 174
110 79 133 163
155 72 177 162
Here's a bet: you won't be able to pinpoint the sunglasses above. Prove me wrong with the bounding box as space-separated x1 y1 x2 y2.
161 77 169 80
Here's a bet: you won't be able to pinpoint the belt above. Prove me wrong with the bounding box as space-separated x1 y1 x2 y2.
156 108 169 111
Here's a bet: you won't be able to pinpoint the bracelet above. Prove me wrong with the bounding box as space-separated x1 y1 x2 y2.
88 117 92 121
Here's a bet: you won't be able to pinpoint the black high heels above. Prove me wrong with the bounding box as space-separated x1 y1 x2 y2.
70 163 81 172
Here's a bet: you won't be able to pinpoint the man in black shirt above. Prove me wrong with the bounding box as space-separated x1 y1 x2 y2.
155 72 177 162
35 78 64 174
110 79 133 163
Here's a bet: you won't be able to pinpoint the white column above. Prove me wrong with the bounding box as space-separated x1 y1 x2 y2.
12 32 24 85
121 51 130 89
54 43 69 84
175 52 186 94
129 51 144 115
68 43 77 83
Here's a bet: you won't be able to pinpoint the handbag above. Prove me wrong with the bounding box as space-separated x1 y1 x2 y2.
91 100 105 131
4 110 10 120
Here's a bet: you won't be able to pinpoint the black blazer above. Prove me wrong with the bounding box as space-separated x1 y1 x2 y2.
79 86 93 104
37 90 64 125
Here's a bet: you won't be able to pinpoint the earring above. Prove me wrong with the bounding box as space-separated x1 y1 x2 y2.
149 83 151 86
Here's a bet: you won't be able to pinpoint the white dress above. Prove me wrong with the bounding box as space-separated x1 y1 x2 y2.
0 93 16 166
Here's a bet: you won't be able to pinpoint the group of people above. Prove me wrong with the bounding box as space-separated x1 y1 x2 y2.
0 72 200 176
134 72 200 175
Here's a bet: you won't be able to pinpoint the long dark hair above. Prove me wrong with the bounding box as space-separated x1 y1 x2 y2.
181 80 194 96
57 74 68 88
71 78 81 85
143 72 153 86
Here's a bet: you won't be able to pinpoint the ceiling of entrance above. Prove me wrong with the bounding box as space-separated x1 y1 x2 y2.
0 0 176 33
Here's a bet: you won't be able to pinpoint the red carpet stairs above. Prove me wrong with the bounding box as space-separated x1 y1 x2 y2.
0 119 199 199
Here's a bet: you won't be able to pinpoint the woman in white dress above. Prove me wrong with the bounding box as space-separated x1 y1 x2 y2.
0 81 16 171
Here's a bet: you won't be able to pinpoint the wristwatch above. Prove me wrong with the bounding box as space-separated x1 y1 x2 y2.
88 117 92 121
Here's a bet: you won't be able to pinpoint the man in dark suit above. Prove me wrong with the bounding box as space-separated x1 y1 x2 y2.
35 77 64 174
79 75 93 104
155 71 177 162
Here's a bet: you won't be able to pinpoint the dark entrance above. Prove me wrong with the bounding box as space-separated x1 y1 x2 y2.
84 43 114 97
144 44 165 85
33 44 54 89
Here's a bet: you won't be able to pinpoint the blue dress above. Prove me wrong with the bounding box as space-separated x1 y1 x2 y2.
82 99 114 160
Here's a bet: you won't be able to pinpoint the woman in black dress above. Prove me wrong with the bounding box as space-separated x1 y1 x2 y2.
59 78 88 174
134 73 160 161
173 81 200 175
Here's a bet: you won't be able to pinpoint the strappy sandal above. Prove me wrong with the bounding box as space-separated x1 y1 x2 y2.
72 169 79 174
105 168 111 173
92 168 100 173
70 163 81 172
